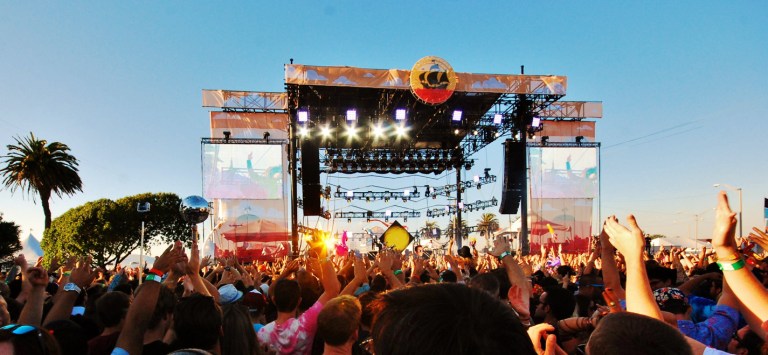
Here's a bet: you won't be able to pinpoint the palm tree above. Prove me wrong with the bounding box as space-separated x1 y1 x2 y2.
477 213 500 241
1 133 83 229
423 220 439 238
444 216 469 240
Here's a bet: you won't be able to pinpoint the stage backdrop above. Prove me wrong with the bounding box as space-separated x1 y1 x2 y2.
204 111 291 261
528 147 599 253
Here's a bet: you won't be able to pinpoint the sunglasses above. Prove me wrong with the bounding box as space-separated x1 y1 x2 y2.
0 324 48 354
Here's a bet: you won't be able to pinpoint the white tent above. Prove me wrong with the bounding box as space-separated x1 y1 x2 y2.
20 233 43 262
650 236 711 251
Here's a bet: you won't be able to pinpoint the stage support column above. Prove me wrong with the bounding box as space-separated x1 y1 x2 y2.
520 129 529 256
288 88 299 258
455 159 463 250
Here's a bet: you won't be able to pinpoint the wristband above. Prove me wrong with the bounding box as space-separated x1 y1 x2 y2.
148 268 165 277
393 270 403 276
63 271 72 277
498 251 512 261
717 258 746 271
145 274 163 283
63 282 82 294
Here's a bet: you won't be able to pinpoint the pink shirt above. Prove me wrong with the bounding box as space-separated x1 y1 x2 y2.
257 301 323 355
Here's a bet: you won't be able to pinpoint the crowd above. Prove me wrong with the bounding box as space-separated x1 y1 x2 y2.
2 191 768 354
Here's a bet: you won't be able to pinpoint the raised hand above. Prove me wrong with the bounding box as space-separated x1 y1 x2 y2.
489 235 511 257
353 256 367 282
70 257 96 288
604 215 645 259
154 242 184 275
712 191 738 256
527 323 567 355
748 227 768 251
26 267 48 288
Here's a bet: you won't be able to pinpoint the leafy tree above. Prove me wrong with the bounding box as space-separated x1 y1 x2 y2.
422 220 439 238
42 192 189 269
1 132 83 229
477 213 500 240
444 216 469 240
0 214 22 266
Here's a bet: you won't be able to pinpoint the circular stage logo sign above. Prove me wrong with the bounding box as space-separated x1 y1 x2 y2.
410 56 457 105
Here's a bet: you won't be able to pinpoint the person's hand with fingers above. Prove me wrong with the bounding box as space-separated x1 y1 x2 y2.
603 215 645 259
748 227 768 251
378 250 394 272
26 267 49 289
489 235 510 257
527 323 567 355
70 258 96 289
305 257 322 278
712 191 739 259
353 256 367 283
154 242 182 276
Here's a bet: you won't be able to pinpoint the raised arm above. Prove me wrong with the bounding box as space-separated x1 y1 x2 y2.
340 256 367 296
185 238 219 302
114 243 181 355
599 229 626 300
604 215 661 320
43 258 96 326
310 257 341 305
711 191 768 322
16 267 48 326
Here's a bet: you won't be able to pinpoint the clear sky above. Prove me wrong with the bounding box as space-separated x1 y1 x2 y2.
1 1 766 251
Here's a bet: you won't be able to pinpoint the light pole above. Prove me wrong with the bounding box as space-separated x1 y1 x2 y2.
714 183 743 239
137 202 151 285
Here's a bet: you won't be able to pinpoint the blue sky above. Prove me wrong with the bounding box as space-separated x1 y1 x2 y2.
1 2 766 248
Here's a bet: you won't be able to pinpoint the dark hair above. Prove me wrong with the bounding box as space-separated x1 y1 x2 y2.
542 287 576 321
468 273 500 298
357 291 379 329
370 274 387 293
0 324 62 355
737 328 765 355
271 278 301 312
221 304 259 355
317 295 361 346
440 269 458 283
587 312 692 355
296 270 321 312
147 284 177 330
370 283 535 355
172 294 222 351
95 291 131 328
45 319 88 355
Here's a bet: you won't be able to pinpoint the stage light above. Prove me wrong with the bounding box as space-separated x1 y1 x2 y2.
396 124 407 137
542 136 549 145
299 126 309 137
473 175 480 183
493 113 503 124
321 125 332 138
484 168 491 179
454 129 460 135
347 218 352 223
223 131 231 141
531 116 541 128
458 202 464 210
403 188 411 197
396 109 406 121
324 235 335 251
346 109 357 121
576 135 584 143
263 131 270 140
346 124 357 138
385 210 392 217
372 122 385 138
298 110 309 123
452 110 462 121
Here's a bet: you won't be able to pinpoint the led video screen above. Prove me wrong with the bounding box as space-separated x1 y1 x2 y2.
203 143 284 199
529 147 598 199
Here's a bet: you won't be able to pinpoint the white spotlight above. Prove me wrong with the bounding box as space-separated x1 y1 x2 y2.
493 113 503 124
298 110 308 123
346 191 354 198
321 125 331 137
531 117 541 127
299 126 309 137
395 109 406 121
373 123 385 138
396 124 407 137
346 109 357 121
473 175 480 183
452 110 463 121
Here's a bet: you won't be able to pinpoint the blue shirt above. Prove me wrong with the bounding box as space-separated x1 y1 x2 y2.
677 304 739 351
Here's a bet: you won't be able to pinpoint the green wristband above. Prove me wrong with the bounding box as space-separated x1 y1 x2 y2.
393 270 403 276
717 258 746 271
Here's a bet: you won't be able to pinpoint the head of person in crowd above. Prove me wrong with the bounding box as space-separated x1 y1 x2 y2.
296 269 321 312
144 284 176 344
587 312 692 355
317 295 361 352
414 245 424 259
535 286 576 325
575 274 604 316
95 291 131 332
218 284 243 305
468 272 500 298
241 290 267 326
727 326 765 355
357 291 379 333
370 283 535 355
439 269 458 283
271 278 301 314
172 294 223 353
220 304 259 355
646 265 676 290
369 274 387 293
693 277 723 302
653 287 691 318
45 319 88 355
0 323 62 355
